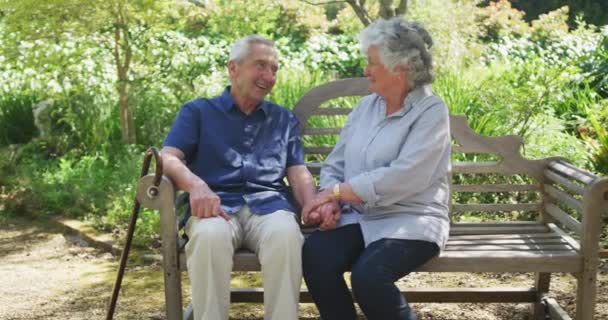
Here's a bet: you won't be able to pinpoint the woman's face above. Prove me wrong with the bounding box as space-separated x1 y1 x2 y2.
364 46 404 97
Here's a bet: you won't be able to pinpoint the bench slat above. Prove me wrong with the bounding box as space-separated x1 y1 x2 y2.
449 225 549 235
544 184 583 212
547 223 581 251
231 287 538 303
544 203 583 236
452 203 540 212
303 147 333 154
451 221 543 227
303 128 341 135
453 161 503 173
447 238 570 246
548 160 595 184
438 250 578 258
448 233 561 240
419 254 581 272
444 244 573 251
310 107 352 116
306 163 322 174
451 184 539 192
544 169 585 195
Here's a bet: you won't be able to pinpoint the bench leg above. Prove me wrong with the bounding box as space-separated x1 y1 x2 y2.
159 204 183 320
575 269 598 320
533 272 551 320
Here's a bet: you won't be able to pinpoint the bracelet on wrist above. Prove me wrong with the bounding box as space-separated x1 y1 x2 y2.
332 183 341 202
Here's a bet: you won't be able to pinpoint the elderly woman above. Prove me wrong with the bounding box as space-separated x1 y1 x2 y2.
301 18 451 320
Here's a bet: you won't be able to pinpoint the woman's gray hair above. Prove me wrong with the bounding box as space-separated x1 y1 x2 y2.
359 17 434 89
229 35 277 63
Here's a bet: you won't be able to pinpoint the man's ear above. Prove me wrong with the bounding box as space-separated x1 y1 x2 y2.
227 60 237 78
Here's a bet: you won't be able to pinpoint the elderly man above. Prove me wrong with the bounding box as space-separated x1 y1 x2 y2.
161 35 316 320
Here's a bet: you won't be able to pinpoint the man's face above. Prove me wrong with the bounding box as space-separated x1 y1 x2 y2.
228 43 278 107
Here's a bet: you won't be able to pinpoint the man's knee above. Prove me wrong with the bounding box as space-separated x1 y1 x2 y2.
261 211 302 245
188 217 232 245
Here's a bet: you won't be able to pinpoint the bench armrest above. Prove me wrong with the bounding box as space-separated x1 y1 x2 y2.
543 160 608 256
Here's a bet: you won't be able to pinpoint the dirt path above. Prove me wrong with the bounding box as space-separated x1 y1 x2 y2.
1 216 606 320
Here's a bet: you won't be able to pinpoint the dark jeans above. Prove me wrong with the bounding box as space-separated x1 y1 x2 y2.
302 224 439 320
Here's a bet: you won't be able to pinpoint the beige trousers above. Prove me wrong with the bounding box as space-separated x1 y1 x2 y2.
185 206 303 320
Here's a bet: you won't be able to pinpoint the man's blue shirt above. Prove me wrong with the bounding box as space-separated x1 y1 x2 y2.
163 87 304 216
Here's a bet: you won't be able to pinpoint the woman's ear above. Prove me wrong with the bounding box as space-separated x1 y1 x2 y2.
394 64 409 79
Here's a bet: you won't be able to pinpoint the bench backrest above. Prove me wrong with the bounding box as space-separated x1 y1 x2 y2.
292 78 582 227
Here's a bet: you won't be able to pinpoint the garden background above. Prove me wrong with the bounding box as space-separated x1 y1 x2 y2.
1 0 607 251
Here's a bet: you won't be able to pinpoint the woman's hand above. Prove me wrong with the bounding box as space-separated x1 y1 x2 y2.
317 201 341 230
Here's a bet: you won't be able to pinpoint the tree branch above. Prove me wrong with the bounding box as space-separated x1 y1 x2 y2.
345 0 372 26
395 0 408 16
186 0 206 8
299 0 347 5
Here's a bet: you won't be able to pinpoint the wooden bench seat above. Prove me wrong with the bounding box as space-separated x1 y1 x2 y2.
176 222 581 274
137 78 608 320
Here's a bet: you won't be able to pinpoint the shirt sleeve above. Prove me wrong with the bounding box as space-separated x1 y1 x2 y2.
163 101 201 160
347 97 451 208
286 112 305 168
319 101 361 189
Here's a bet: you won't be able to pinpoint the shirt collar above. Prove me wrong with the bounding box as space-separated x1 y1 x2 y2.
391 84 433 117
218 86 270 116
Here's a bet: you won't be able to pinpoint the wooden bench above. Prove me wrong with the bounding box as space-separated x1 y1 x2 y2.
137 78 608 320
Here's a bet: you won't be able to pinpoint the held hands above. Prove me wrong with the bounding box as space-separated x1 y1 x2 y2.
302 189 341 230
189 184 230 220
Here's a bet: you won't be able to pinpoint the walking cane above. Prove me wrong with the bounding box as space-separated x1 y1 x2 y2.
105 147 163 320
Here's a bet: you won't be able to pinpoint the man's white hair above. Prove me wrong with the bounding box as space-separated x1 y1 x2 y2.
229 35 277 63
359 17 434 89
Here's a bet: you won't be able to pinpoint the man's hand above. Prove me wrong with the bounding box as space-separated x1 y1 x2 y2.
303 208 322 226
302 190 340 229
189 184 230 220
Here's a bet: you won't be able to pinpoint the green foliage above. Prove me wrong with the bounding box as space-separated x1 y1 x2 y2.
408 0 486 71
268 69 331 108
580 114 608 175
201 0 313 44
505 0 608 27
1 0 607 248
581 32 608 97
475 0 530 42
0 94 37 145
279 35 365 78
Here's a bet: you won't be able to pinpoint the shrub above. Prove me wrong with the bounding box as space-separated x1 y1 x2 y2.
0 94 38 145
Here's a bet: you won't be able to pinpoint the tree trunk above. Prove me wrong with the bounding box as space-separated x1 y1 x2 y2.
117 80 135 144
112 2 136 144
379 0 394 19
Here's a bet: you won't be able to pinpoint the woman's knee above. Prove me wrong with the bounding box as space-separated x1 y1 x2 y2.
302 232 324 258
350 262 388 296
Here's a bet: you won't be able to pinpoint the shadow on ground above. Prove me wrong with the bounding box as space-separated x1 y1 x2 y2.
1 216 607 320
